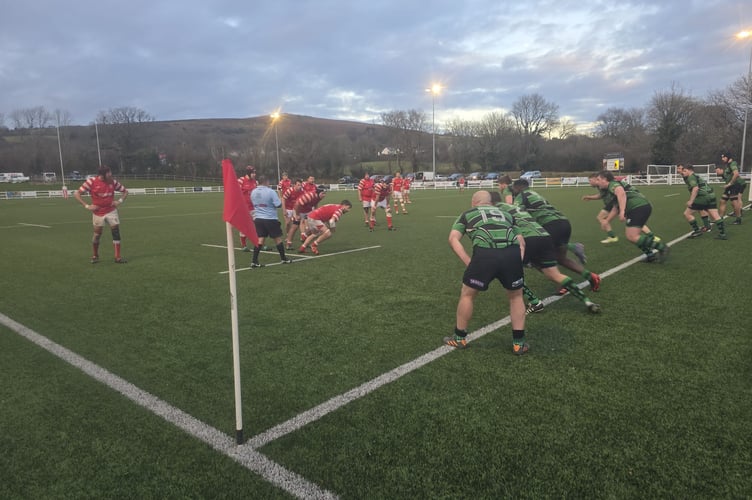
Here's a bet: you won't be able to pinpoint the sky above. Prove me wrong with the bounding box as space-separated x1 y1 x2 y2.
1 0 751 132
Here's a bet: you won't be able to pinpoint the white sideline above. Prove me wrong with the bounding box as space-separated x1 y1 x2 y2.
2 233 691 497
247 233 691 449
0 313 337 500
200 244 382 274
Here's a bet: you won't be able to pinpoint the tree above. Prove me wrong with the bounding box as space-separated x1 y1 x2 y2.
646 83 697 164
594 107 646 146
511 94 559 167
96 107 155 173
9 106 51 129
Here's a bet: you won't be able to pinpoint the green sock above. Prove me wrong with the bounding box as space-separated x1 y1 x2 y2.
523 285 540 304
701 216 710 228
562 277 587 303
690 220 699 231
607 230 616 237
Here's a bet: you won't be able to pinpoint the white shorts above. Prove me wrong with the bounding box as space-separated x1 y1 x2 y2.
393 191 403 201
285 209 295 219
306 218 328 233
92 209 121 227
375 199 388 209
362 199 372 209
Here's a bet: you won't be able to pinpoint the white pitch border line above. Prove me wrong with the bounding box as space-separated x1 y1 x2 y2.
200 244 382 274
0 312 337 500
246 233 691 449
17 222 52 228
4 234 692 497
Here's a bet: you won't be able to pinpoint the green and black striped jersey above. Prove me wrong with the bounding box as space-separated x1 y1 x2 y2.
452 205 520 249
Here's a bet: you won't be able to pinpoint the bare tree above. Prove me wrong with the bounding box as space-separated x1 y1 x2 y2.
380 109 426 171
647 83 697 164
511 94 559 167
511 94 559 137
556 119 578 140
9 106 52 129
594 107 646 146
96 106 155 172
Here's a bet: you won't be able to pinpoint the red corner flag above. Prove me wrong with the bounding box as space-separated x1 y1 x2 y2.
222 159 258 246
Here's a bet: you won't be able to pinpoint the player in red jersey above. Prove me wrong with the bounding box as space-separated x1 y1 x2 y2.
371 180 394 231
73 165 129 264
299 201 352 255
302 175 318 193
277 171 291 195
391 172 407 214
402 175 412 204
282 179 304 249
290 187 326 244
237 166 257 251
357 173 375 226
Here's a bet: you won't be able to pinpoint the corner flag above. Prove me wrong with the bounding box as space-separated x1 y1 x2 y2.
222 159 258 246
221 157 257 444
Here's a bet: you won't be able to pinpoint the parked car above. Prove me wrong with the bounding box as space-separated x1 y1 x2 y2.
6 173 30 183
382 175 394 185
434 174 449 181
484 172 500 180
67 171 83 181
520 170 542 181
338 175 356 185
448 173 464 181
42 172 57 182
467 172 484 180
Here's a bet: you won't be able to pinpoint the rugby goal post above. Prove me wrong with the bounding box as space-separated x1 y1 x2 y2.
646 164 676 185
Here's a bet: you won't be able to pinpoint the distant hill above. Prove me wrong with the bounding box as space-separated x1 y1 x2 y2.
0 113 413 181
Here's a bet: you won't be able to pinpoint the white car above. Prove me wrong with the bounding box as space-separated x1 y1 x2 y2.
6 173 31 183
520 170 542 181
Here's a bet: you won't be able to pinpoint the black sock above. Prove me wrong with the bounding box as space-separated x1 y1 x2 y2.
277 242 287 260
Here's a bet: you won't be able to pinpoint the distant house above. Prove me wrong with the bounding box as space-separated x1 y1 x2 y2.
378 147 401 156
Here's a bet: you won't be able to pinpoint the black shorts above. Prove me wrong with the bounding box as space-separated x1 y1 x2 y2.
254 218 283 239
689 199 717 210
625 204 651 228
722 184 746 199
463 246 524 291
523 235 558 268
542 219 571 248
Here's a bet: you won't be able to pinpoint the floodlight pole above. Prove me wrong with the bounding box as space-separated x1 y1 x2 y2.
271 112 281 184
431 93 436 177
274 123 280 185
741 43 751 175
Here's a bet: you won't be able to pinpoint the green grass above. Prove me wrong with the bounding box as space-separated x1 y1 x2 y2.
1 186 751 498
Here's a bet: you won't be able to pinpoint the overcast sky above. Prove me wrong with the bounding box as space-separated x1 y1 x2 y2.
1 1 751 131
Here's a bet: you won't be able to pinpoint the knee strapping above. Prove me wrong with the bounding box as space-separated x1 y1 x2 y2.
111 227 121 241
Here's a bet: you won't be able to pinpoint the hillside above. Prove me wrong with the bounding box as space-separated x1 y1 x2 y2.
0 114 408 181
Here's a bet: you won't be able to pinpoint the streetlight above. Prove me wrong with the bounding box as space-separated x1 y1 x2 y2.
270 111 281 184
425 84 442 177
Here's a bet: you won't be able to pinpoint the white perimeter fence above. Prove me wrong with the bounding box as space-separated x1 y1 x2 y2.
2 173 750 201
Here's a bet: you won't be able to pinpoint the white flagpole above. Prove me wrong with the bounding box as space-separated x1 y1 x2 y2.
225 221 245 444
95 120 102 166
56 121 68 199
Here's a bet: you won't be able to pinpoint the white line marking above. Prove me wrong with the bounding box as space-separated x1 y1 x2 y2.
17 223 52 228
0 312 337 500
664 193 680 197
206 245 381 274
4 233 693 497
246 235 689 448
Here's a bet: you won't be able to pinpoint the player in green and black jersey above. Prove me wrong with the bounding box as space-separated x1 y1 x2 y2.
497 200 600 315
716 152 746 224
678 164 726 239
582 173 657 245
593 170 669 262
511 179 601 292
445 191 528 355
